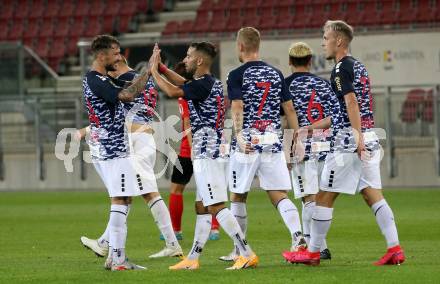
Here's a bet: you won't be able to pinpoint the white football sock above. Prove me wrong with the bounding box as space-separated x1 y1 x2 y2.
277 198 303 246
216 208 253 258
371 199 400 248
109 204 128 264
148 196 180 249
302 201 315 246
309 206 333 253
98 204 131 248
231 202 247 235
98 222 110 248
187 214 211 260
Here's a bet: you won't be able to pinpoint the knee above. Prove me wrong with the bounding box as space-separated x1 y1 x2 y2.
231 193 247 203
208 203 225 215
142 192 160 203
195 201 208 214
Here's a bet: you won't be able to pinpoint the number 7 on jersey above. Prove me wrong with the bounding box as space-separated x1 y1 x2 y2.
256 82 271 117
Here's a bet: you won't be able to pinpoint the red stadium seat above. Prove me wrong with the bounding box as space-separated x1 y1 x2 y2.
117 16 132 33
153 0 166 12
74 1 90 17
137 0 148 12
14 0 30 20
422 91 434 123
209 9 228 32
0 21 9 40
84 17 103 38
0 2 15 20
229 0 246 10
417 0 437 23
162 21 180 36
292 5 311 29
224 9 243 32
244 0 262 9
398 0 418 25
44 1 60 19
7 19 25 41
259 13 278 31
54 18 71 38
89 0 105 17
177 20 194 37
104 0 121 16
67 36 80 55
39 19 55 39
70 18 86 38
48 57 63 72
401 89 425 123
192 11 210 33
59 1 75 18
102 16 116 33
22 37 34 47
276 6 294 30
48 39 66 59
197 0 214 12
242 15 260 28
23 19 40 40
213 0 230 11
379 0 399 26
34 38 51 58
120 0 137 16
29 0 45 19
277 0 295 8
362 1 380 26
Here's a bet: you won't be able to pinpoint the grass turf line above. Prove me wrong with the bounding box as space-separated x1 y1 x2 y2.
0 189 439 283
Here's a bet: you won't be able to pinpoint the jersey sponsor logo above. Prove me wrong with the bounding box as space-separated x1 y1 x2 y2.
335 76 342 91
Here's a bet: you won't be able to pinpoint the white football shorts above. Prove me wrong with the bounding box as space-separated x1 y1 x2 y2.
93 157 143 197
291 160 324 199
228 151 291 194
128 132 158 194
320 152 362 195
193 158 229 206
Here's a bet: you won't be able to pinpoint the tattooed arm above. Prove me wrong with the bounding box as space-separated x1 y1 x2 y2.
231 100 253 153
117 67 151 102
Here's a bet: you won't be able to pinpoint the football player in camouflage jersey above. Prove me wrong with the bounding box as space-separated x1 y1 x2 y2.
80 55 183 265
220 27 306 262
284 42 342 260
81 35 152 271
151 42 258 270
284 21 404 266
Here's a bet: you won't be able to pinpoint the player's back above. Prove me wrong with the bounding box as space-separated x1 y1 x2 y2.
331 56 374 131
229 61 286 131
286 72 342 160
227 61 290 153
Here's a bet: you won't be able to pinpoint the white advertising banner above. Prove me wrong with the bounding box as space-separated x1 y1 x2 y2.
220 32 440 86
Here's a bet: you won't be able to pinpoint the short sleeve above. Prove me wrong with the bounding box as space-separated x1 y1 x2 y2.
181 77 211 102
279 72 292 102
226 70 243 100
332 64 354 98
87 73 122 104
322 81 336 117
178 98 190 118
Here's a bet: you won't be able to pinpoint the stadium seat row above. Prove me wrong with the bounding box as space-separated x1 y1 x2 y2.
162 0 440 36
400 89 435 123
0 0 166 72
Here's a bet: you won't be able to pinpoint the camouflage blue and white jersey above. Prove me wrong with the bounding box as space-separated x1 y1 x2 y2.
330 56 378 152
82 70 128 161
111 70 158 125
285 72 342 161
227 61 291 153
180 74 226 160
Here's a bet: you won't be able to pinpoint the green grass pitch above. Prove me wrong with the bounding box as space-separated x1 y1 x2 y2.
1 189 439 283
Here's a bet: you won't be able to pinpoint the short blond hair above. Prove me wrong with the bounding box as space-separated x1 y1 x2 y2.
323 20 354 43
237 27 260 52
